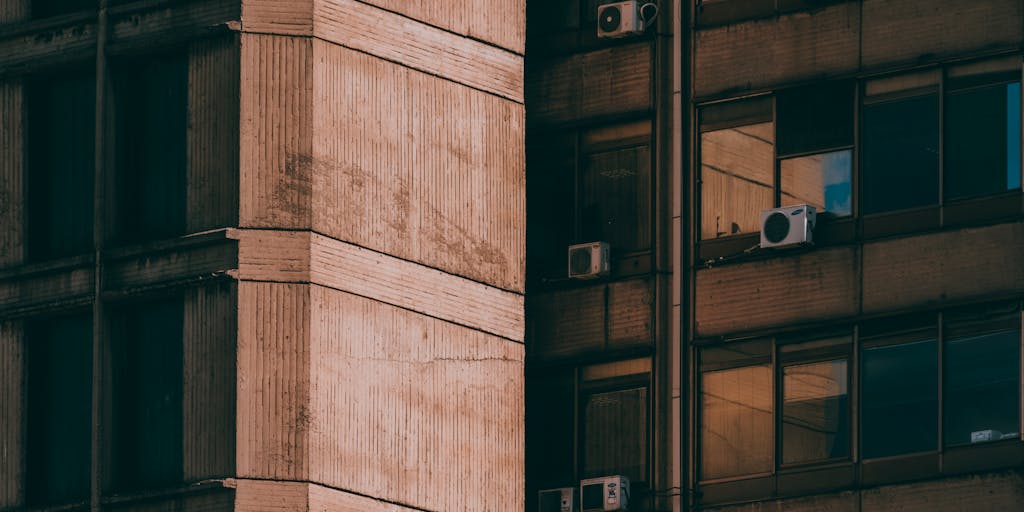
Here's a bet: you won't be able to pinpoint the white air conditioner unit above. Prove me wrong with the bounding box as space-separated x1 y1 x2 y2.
597 1 644 38
580 475 629 512
539 487 577 512
568 242 611 279
760 204 816 249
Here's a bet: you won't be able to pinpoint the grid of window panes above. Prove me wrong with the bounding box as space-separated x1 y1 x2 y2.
698 58 1023 243
697 306 1022 482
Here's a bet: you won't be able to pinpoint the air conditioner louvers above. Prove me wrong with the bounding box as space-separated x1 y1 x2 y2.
760 204 816 248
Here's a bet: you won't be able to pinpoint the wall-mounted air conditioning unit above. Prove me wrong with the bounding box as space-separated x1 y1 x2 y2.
597 1 644 38
539 487 577 512
760 204 816 249
568 242 611 279
580 475 629 511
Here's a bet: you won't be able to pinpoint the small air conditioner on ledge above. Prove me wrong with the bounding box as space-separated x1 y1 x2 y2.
760 204 816 249
568 242 611 279
539 487 576 512
597 1 644 38
581 475 629 511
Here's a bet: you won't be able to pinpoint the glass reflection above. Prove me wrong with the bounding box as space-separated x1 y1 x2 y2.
944 329 1021 446
782 360 849 464
700 365 773 479
781 150 852 217
862 95 939 214
700 122 775 239
945 82 1022 200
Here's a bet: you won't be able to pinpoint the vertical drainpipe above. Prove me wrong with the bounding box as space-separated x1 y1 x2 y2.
91 1 108 511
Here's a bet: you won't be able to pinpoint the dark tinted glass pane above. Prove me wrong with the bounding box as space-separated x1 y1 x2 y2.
780 149 852 217
697 0 774 27
862 340 938 459
27 73 95 260
32 0 94 19
782 359 849 464
944 329 1021 446
700 365 772 479
946 82 1021 200
862 95 939 214
777 83 854 156
115 55 187 242
582 388 647 482
580 146 651 251
700 122 774 239
526 370 575 490
26 314 92 506
112 299 183 491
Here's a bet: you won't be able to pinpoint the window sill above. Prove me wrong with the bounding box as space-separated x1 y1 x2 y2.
102 478 232 506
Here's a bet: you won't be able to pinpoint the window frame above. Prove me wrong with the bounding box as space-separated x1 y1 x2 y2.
693 303 1024 506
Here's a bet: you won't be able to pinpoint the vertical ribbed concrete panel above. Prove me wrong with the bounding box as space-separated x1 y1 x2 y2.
0 321 23 508
311 41 526 291
357 0 524 53
0 1 28 23
308 286 524 511
234 480 308 511
236 281 311 481
183 282 237 481
0 81 23 267
188 35 241 233
239 34 313 229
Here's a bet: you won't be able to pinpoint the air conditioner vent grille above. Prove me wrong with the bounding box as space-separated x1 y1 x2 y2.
763 211 790 243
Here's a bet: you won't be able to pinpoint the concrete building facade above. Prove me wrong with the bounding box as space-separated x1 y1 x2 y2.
0 1 524 511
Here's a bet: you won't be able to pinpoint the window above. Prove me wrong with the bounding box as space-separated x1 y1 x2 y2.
699 340 773 479
26 314 92 506
114 54 188 243
697 310 1022 504
861 336 939 459
781 359 849 465
699 97 774 240
696 0 845 28
700 85 853 241
111 297 183 491
527 121 652 282
581 387 647 482
943 311 1021 446
862 72 941 215
945 71 1022 201
27 72 95 261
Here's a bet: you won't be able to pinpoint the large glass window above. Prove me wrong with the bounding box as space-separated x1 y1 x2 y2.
861 338 939 459
946 80 1022 200
114 54 188 243
581 387 648 482
862 92 940 215
111 298 183 491
944 321 1021 446
700 98 774 240
31 0 94 19
27 72 95 261
700 364 773 479
781 359 849 464
580 144 651 251
26 314 92 506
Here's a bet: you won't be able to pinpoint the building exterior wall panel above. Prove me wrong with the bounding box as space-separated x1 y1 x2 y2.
860 471 1024 511
862 222 1024 314
234 479 308 511
0 321 23 508
236 281 311 481
314 0 523 102
183 282 237 481
241 0 313 36
0 81 23 267
239 34 313 229
357 0 525 54
311 41 525 292
188 35 241 234
695 247 859 337
693 3 860 99
308 285 524 512
528 42 652 124
861 0 1023 69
